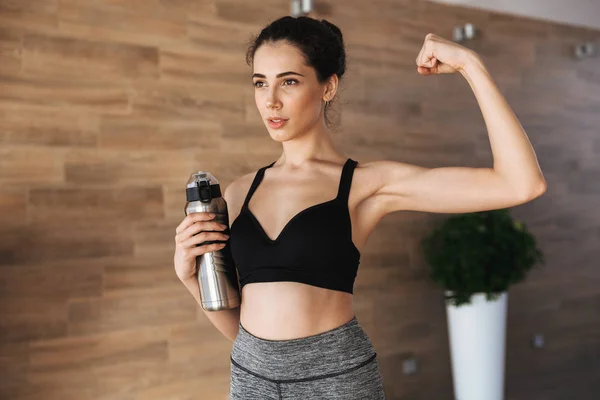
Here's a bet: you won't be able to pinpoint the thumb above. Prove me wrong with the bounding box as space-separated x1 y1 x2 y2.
417 66 432 76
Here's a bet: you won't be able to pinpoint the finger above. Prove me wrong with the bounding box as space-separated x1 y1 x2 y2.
419 40 439 67
177 220 226 243
181 242 227 265
420 50 437 67
418 50 435 68
193 242 227 257
417 34 437 65
176 212 215 235
415 33 430 66
190 230 230 248
416 38 429 66
415 43 425 66
417 66 432 76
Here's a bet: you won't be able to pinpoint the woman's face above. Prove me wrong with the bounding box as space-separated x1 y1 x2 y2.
252 41 332 142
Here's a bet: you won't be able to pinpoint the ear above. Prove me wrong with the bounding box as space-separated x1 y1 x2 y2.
322 74 339 102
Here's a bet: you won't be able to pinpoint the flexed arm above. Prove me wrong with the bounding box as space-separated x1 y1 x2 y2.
363 33 546 217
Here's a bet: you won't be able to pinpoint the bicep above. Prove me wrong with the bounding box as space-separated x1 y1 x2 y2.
372 161 534 215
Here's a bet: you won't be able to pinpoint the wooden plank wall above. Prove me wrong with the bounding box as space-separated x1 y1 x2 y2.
1 0 599 399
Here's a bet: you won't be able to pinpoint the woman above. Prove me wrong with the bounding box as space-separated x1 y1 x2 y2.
174 16 546 400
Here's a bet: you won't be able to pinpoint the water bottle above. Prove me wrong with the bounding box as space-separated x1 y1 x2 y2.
185 170 240 311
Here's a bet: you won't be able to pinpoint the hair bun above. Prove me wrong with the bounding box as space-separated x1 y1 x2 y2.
321 19 344 44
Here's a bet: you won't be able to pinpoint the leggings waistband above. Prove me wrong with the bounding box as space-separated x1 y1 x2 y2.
231 315 378 381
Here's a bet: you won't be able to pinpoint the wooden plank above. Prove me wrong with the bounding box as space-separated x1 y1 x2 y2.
63 148 196 185
28 186 164 222
0 28 22 74
21 33 159 82
0 73 131 115
0 103 99 147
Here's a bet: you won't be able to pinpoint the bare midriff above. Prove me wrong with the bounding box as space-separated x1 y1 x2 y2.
239 281 355 341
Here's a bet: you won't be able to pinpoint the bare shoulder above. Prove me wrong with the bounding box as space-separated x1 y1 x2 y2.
223 170 257 226
351 159 414 203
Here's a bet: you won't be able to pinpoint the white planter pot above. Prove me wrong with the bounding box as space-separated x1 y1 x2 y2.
446 291 508 400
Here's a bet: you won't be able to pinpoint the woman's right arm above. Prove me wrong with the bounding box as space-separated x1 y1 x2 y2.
174 181 244 342
180 276 241 342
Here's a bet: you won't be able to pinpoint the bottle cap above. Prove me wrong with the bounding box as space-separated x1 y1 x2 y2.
186 171 222 203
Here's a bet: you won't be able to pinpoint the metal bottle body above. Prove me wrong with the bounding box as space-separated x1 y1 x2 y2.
185 174 240 312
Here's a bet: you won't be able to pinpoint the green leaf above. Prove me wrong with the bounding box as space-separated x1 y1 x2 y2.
421 208 544 303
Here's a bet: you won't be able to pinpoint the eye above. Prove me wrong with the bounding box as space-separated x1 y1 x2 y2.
253 79 298 88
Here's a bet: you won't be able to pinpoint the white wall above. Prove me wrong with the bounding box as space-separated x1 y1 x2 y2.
429 0 600 30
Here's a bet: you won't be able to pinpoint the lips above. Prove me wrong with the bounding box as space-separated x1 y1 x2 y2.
267 117 288 129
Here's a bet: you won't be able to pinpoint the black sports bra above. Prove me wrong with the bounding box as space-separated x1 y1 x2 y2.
229 158 361 295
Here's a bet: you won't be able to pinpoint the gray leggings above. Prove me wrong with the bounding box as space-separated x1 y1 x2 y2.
229 315 387 399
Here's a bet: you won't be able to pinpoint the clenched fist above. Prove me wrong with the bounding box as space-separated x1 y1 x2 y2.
415 33 479 76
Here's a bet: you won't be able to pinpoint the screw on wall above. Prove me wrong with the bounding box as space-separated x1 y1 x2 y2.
531 334 545 349
574 41 597 59
291 0 313 17
402 357 419 375
453 23 477 43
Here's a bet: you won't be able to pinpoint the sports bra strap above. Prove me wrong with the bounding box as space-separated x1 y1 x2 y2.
242 159 357 209
242 162 275 209
336 158 358 203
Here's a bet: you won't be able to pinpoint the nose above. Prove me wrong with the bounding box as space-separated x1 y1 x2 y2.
265 87 281 110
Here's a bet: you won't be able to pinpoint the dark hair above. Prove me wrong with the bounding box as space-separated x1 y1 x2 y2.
246 16 347 129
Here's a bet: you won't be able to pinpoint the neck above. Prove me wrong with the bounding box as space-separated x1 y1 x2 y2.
274 121 342 169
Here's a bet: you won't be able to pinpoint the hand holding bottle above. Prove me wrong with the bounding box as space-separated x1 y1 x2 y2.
174 212 229 281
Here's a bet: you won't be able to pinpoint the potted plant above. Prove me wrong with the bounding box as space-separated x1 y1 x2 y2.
420 208 544 400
